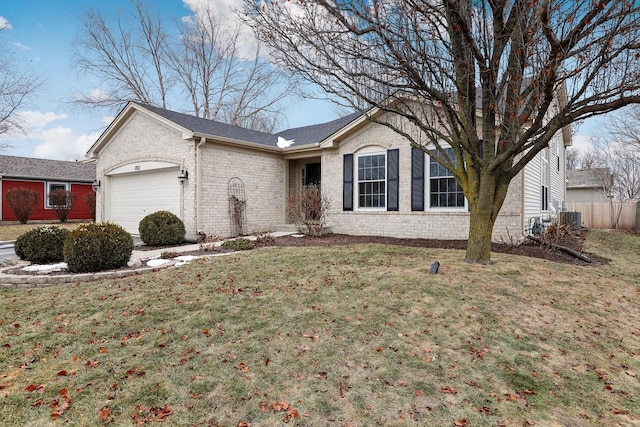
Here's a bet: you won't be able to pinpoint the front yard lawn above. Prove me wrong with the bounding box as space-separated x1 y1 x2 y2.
1 229 639 426
0 223 86 242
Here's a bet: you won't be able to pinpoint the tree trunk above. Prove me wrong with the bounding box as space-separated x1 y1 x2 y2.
465 172 510 264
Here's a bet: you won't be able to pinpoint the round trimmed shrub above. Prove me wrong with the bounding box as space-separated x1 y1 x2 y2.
63 222 134 273
14 226 69 264
221 238 256 251
138 210 185 246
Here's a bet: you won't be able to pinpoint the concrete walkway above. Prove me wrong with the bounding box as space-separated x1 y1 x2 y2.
0 232 296 289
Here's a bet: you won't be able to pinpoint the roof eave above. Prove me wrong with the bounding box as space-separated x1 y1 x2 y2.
319 108 380 148
1 175 94 183
193 132 281 153
86 102 194 158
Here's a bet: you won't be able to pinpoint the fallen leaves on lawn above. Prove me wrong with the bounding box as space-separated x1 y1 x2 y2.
262 400 301 423
98 405 111 422
50 388 71 420
440 385 457 394
130 404 172 424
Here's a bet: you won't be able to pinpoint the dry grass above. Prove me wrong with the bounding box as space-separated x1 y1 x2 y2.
0 223 87 242
1 229 639 426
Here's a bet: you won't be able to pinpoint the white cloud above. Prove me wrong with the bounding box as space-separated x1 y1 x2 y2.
101 116 115 126
17 110 67 130
182 0 260 60
33 127 101 161
571 133 596 154
10 42 31 51
0 16 12 30
183 0 238 22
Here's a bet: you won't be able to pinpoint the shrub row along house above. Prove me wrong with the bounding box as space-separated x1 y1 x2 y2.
0 155 96 223
86 101 570 241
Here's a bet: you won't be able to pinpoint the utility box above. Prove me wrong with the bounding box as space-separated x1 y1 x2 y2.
560 211 582 231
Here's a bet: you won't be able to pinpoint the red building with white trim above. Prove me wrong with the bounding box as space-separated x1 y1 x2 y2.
0 155 96 222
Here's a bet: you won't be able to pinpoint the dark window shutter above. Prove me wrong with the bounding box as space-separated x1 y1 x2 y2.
343 154 353 211
411 147 424 211
387 149 399 211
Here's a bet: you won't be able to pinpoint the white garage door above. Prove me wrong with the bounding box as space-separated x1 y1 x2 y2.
109 168 181 234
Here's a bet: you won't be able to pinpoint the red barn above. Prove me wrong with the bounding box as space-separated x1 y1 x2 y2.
0 155 96 222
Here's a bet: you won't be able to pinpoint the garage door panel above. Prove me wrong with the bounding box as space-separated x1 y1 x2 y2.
109 168 180 234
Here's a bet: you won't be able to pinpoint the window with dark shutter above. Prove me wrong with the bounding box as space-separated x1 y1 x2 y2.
387 149 399 211
343 154 353 211
411 147 424 211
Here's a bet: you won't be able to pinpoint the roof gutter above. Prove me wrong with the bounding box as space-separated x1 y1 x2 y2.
192 132 281 154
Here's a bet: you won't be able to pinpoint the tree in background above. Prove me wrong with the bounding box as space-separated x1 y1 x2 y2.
0 25 42 145
566 108 640 228
245 0 640 263
6 187 39 224
84 192 96 221
73 1 292 132
48 189 76 223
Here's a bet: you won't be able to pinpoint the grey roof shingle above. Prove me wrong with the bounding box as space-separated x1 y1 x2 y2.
0 155 96 182
566 168 612 189
276 112 362 145
138 103 360 148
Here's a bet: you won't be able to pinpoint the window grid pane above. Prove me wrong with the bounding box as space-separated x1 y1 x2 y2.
357 154 386 208
429 148 465 208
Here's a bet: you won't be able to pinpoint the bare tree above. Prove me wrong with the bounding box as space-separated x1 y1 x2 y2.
73 2 172 109
606 105 640 150
73 1 291 132
593 143 640 228
580 150 605 170
245 0 640 263
0 27 42 141
566 148 581 170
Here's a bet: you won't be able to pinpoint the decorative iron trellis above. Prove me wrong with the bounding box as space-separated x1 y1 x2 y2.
228 177 247 236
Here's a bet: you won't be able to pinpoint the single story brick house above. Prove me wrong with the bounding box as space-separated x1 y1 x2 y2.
0 155 96 222
86 102 570 241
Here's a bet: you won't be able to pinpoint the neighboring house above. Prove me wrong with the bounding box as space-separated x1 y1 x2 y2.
0 155 96 222
566 168 612 203
86 102 570 241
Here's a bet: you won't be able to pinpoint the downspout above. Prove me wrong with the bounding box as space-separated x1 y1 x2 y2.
196 137 206 234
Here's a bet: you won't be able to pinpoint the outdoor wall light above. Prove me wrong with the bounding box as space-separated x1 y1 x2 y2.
178 169 189 185
92 180 101 192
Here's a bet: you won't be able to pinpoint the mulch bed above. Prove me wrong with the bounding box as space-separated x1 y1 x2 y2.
262 230 610 266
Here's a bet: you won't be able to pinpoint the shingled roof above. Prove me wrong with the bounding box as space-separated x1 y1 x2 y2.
276 112 362 145
137 103 360 148
0 155 96 182
566 168 613 189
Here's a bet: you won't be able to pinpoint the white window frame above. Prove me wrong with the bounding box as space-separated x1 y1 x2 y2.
355 148 387 211
541 148 549 212
45 182 70 209
426 147 467 211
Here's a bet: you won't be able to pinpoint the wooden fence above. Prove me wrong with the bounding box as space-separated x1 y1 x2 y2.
565 201 639 231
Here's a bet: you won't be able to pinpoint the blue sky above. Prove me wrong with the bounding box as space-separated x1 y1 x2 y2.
0 0 601 161
0 0 339 160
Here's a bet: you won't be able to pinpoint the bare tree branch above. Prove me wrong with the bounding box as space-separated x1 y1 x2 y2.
0 27 42 143
244 0 640 263
73 1 292 132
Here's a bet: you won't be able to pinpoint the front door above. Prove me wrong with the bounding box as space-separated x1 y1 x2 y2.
305 163 321 187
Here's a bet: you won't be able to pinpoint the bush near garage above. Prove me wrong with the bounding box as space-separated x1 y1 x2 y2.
63 222 134 273
14 226 69 264
221 238 256 251
138 210 186 246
